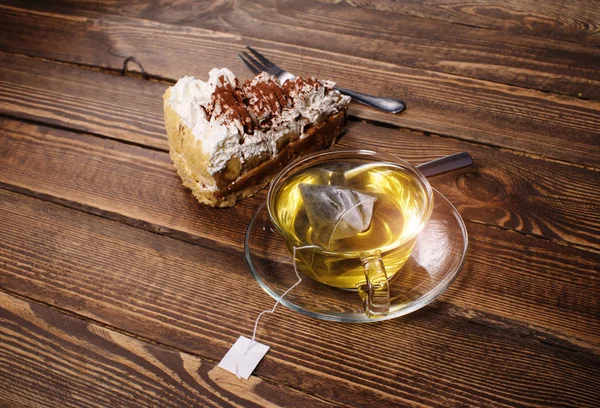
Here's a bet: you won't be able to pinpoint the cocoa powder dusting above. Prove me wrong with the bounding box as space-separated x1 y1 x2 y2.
208 76 253 132
282 77 320 97
204 73 324 133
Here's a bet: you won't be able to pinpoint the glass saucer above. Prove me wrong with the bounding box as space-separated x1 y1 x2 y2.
245 188 468 323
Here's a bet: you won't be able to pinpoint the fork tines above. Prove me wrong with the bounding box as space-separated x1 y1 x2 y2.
239 45 284 77
245 46 279 73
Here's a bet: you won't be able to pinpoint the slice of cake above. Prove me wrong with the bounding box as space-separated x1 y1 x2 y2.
163 68 351 207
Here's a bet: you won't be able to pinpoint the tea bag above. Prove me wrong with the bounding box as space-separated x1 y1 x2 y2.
220 244 317 379
299 183 377 250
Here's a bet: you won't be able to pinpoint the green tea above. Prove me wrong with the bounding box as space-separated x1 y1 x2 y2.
271 159 430 289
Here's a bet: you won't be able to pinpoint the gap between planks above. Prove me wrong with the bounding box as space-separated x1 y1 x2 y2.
3 1 598 100
327 0 600 46
1 182 598 359
0 112 171 154
467 219 600 255
0 113 600 253
0 51 597 175
349 116 600 173
2 2 598 167
1 110 598 252
0 286 344 408
1 16 596 103
0 49 176 84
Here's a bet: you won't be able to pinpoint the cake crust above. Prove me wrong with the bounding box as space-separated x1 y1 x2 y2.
164 89 221 206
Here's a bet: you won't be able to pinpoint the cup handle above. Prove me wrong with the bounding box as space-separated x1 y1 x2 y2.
358 253 390 317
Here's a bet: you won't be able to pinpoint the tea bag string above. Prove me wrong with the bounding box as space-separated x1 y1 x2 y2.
235 244 318 379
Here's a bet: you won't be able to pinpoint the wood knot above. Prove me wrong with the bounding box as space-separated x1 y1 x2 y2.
457 171 507 202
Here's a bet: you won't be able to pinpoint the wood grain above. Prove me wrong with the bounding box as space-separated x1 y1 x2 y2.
1 2 599 407
1 11 600 167
1 119 599 352
1 189 599 407
5 0 600 99
2 102 599 252
0 55 166 150
0 291 337 408
322 0 600 46
10 0 600 47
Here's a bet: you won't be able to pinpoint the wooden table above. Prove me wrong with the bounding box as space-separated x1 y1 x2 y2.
1 1 599 406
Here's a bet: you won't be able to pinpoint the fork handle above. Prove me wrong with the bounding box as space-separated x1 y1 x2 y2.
334 86 406 114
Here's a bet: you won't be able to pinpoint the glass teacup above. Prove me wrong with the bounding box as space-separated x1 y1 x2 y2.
267 150 434 317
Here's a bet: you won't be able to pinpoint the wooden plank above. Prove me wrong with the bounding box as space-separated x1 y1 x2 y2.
1 189 599 407
4 0 600 99
1 119 599 353
2 105 599 252
1 12 600 167
0 291 337 408
321 0 600 46
0 55 167 150
46 0 600 46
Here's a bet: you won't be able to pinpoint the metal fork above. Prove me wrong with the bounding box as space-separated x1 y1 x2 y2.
239 46 406 114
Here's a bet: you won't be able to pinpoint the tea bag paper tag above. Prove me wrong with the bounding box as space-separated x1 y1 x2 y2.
218 336 270 379
217 246 315 380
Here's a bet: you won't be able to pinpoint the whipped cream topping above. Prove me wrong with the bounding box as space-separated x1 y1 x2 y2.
168 68 350 180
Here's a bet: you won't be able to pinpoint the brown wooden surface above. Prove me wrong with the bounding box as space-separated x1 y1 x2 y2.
0 291 336 407
4 0 600 99
2 5 600 166
1 1 599 407
1 189 599 407
322 0 600 45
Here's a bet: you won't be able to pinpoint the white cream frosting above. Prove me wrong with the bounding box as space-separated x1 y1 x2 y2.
168 68 350 177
